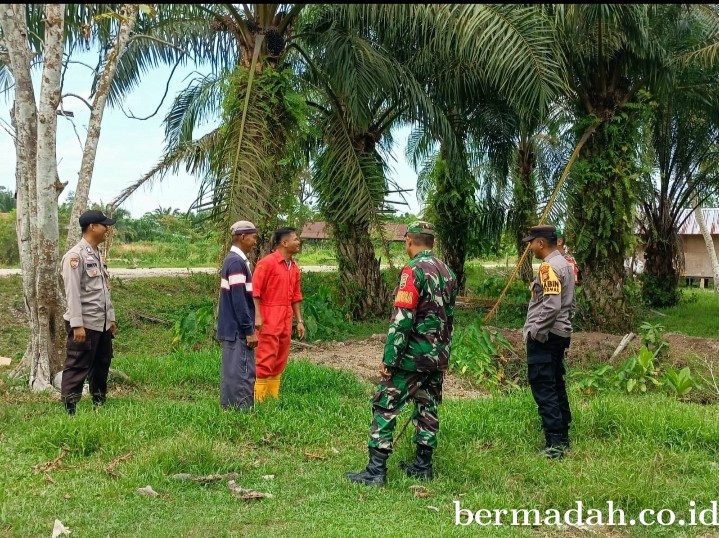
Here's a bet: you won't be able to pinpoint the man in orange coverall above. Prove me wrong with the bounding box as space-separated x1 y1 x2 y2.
252 227 306 401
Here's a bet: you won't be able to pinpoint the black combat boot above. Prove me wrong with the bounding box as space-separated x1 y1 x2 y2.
346 447 389 487
64 401 77 416
92 393 106 409
400 444 434 480
539 432 565 460
559 428 571 451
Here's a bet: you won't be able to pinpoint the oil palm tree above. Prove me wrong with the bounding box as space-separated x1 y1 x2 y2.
639 6 719 306
296 4 565 314
553 4 719 329
108 4 308 258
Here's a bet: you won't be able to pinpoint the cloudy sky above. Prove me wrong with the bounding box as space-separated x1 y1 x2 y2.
0 52 421 218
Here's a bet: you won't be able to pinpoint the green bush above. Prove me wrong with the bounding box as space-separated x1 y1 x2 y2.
450 320 521 394
0 210 19 265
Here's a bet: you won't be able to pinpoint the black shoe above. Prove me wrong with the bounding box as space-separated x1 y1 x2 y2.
559 429 571 451
539 433 565 460
400 444 434 480
346 448 389 487
64 401 77 416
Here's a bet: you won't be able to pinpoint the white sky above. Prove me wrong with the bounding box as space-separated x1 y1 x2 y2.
0 54 421 218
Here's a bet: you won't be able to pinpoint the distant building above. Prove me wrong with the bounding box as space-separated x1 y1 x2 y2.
631 208 718 287
677 208 719 287
300 221 408 243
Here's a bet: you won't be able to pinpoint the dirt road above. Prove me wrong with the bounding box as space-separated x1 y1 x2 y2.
0 262 524 279
0 265 342 279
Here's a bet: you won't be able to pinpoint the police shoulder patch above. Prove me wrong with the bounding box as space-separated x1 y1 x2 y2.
69 256 80 269
538 262 561 295
394 266 419 308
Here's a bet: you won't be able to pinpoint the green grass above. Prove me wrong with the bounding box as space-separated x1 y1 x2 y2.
2 274 719 536
2 354 719 537
648 289 719 338
107 240 223 268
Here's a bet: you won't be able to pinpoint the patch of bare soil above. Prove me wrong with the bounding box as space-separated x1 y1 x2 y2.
492 327 719 369
288 335 490 399
289 329 719 399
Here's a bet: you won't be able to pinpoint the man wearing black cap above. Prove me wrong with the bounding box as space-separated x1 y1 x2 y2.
59 210 117 415
521 224 575 458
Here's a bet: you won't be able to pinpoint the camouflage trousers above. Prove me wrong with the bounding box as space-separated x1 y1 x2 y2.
368 368 444 452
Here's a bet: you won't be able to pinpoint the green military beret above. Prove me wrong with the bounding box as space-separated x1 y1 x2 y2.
406 221 435 236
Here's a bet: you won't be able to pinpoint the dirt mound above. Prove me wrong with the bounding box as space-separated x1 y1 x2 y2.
288 336 489 399
289 329 719 399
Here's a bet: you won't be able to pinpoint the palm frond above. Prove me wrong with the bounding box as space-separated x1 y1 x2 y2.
109 129 221 211
163 71 226 151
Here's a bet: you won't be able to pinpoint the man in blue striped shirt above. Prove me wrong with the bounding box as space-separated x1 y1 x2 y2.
217 220 259 410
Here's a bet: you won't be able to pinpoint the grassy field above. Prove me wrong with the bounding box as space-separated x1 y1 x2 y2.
3 353 719 537
2 275 719 537
648 289 719 338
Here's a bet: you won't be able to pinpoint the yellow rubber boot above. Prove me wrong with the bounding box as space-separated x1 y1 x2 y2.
254 378 269 403
266 375 281 399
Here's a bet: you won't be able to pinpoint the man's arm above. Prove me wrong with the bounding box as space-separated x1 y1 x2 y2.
382 266 421 369
252 262 266 333
291 301 305 340
61 252 86 341
228 259 255 339
104 264 117 334
528 262 562 342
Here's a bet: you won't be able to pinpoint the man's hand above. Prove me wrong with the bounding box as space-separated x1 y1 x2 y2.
73 327 87 343
380 363 392 380
246 334 258 349
297 321 306 340
254 314 263 334
110 321 117 336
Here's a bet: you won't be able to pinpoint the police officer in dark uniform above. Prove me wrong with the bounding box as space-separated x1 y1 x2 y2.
522 225 575 458
346 221 458 487
60 210 117 415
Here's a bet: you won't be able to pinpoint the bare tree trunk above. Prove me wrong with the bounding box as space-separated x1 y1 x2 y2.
33 4 65 390
66 4 138 244
693 201 719 292
3 4 40 382
3 4 65 390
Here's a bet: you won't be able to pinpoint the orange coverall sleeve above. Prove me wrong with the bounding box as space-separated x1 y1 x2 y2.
292 267 303 303
252 261 266 299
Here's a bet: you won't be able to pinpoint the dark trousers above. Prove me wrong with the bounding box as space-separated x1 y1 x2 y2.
220 338 256 410
527 333 571 435
61 321 113 405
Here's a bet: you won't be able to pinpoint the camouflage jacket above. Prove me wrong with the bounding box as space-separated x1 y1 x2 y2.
383 250 458 372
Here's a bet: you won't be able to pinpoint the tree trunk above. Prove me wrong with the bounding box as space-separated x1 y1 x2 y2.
569 108 643 332
333 223 389 319
693 201 719 292
512 138 537 283
434 144 472 293
66 4 138 244
2 4 65 389
641 221 681 307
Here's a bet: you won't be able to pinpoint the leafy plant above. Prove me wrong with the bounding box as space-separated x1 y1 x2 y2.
172 305 216 350
662 367 700 398
302 284 352 342
614 345 663 393
573 364 614 395
639 321 667 352
450 322 520 394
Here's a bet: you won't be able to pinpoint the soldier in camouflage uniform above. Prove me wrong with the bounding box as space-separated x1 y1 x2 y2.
346 221 458 487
